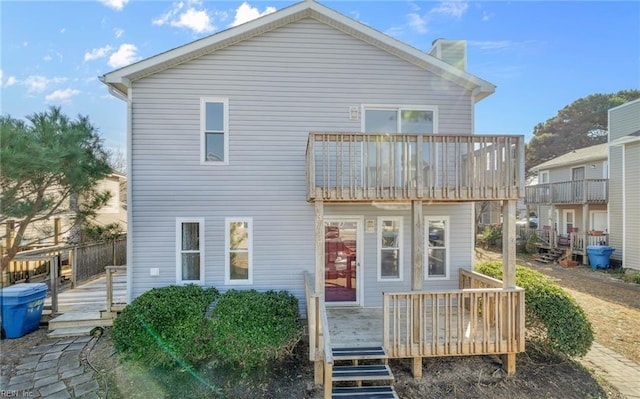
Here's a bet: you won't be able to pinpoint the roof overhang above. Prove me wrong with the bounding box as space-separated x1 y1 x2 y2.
609 130 640 146
100 1 495 102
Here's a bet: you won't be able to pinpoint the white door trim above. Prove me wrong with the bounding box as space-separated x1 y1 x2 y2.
324 216 364 307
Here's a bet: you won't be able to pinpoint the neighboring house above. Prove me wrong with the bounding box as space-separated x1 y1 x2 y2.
608 99 640 271
525 143 609 263
3 173 127 250
101 0 526 380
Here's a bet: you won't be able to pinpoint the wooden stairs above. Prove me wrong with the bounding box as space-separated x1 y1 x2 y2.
330 346 399 399
536 247 569 264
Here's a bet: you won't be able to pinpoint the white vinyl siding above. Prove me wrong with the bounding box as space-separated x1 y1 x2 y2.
377 217 403 281
175 218 204 285
201 97 228 164
127 18 474 303
425 216 449 280
225 217 253 285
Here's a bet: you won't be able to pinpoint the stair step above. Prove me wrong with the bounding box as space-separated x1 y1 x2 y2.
47 327 96 338
333 346 388 361
332 365 394 383
332 386 399 399
48 311 113 330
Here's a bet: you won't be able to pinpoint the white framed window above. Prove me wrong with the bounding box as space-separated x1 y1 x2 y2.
201 97 229 165
362 105 437 134
425 216 449 280
225 217 253 285
539 171 549 184
176 218 205 285
377 217 403 281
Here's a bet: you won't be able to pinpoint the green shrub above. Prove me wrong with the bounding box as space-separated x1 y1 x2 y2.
112 284 219 367
210 289 302 371
475 261 593 357
482 224 502 248
525 232 538 254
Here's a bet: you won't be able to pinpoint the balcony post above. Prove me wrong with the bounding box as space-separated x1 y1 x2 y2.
502 200 516 289
315 200 324 296
583 203 589 266
411 200 424 378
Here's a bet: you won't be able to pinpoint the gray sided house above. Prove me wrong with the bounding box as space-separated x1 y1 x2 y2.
609 99 640 270
102 1 527 381
525 143 609 264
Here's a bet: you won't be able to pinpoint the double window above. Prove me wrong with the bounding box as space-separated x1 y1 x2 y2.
201 97 228 164
176 218 205 284
425 216 449 279
378 217 403 281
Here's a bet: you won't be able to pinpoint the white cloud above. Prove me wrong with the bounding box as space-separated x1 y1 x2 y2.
45 88 80 102
114 28 124 38
108 43 140 68
431 1 468 18
407 13 428 34
6 76 17 87
24 75 67 93
60 28 66 34
84 45 113 62
230 2 276 27
469 40 512 51
173 8 214 33
153 1 215 34
43 54 53 61
99 0 129 11
482 11 492 21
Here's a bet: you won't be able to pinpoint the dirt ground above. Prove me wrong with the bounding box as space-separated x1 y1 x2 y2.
3 250 638 398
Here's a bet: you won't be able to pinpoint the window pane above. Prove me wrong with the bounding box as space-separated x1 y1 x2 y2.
365 110 397 133
381 220 399 248
428 220 446 247
230 252 249 280
182 223 199 250
401 110 433 133
206 133 224 162
381 249 399 278
182 253 200 280
229 222 248 250
428 248 446 277
205 102 224 131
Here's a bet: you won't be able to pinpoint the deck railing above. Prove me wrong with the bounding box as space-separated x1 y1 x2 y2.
304 272 333 399
306 133 525 202
382 270 525 359
525 179 608 205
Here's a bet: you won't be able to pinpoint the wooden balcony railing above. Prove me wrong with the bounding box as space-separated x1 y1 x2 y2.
306 133 525 202
525 179 608 205
382 270 525 359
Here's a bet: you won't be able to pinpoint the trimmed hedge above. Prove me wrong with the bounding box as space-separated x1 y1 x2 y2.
209 289 302 370
475 261 593 357
112 284 220 367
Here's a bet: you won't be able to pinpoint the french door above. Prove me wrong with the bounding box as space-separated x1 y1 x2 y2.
324 218 361 305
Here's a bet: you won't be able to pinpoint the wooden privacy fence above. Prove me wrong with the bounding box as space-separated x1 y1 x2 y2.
382 270 525 359
72 238 126 284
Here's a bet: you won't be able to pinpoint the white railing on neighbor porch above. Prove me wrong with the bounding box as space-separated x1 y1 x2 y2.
382 270 525 359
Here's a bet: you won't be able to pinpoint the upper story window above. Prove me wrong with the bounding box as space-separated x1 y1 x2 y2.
539 171 549 184
201 97 228 164
364 106 436 134
176 218 204 285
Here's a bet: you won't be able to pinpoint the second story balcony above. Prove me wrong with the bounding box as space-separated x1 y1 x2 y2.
306 133 525 202
525 179 608 205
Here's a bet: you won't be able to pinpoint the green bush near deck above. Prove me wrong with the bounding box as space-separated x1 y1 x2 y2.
112 284 220 367
209 289 302 371
475 261 594 357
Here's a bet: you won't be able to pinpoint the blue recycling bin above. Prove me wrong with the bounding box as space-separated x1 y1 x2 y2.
586 246 615 270
0 283 47 338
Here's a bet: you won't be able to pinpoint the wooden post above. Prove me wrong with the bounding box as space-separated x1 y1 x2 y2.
582 203 589 266
106 266 114 313
71 247 77 288
502 200 516 289
50 255 59 314
315 200 324 297
53 218 61 245
411 200 423 378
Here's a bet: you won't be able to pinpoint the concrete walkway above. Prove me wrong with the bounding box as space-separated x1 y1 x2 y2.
2 335 99 398
581 342 640 399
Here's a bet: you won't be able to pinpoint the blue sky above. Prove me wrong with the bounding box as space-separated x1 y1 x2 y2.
1 1 639 154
